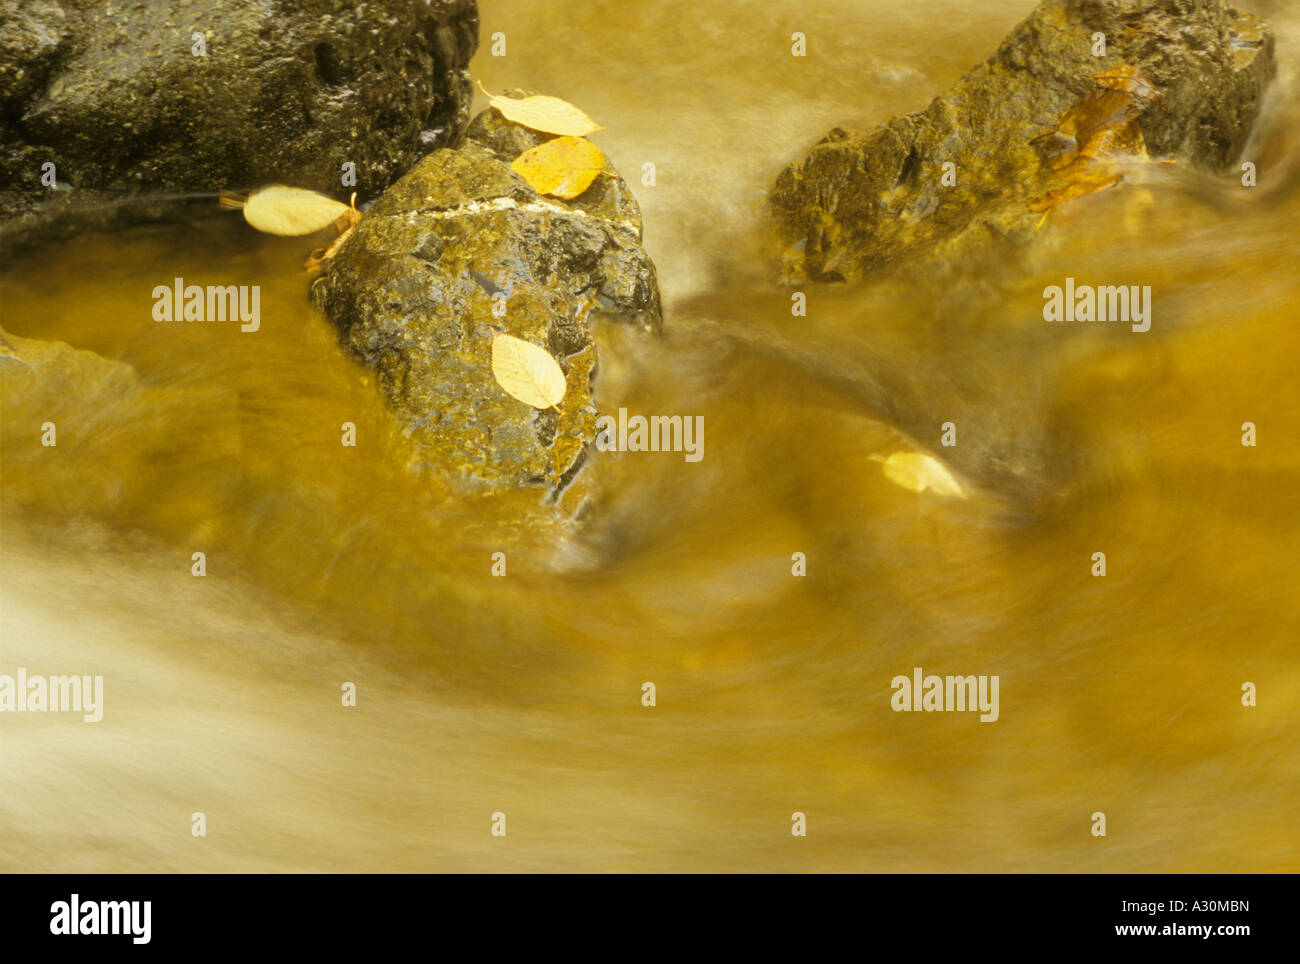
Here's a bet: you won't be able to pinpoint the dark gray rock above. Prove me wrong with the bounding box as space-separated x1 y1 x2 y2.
0 0 478 253
310 104 662 530
769 0 1276 283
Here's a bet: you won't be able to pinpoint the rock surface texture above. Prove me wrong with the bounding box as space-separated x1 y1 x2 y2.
769 0 1276 283
311 102 663 525
0 0 478 248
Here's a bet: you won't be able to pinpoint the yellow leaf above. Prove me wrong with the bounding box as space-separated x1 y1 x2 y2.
238 185 352 236
490 332 567 410
510 136 606 199
480 83 604 137
1029 63 1159 224
871 452 966 498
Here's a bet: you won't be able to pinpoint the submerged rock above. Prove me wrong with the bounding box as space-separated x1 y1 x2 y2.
310 102 662 527
769 0 1275 283
0 325 135 392
0 0 478 252
0 325 144 513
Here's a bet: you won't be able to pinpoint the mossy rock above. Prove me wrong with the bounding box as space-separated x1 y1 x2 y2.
311 106 663 534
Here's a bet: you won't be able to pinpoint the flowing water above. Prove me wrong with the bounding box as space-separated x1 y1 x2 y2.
2 0 1298 871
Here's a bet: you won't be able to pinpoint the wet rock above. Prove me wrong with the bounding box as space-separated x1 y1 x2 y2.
310 104 662 527
769 0 1276 283
0 0 478 253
